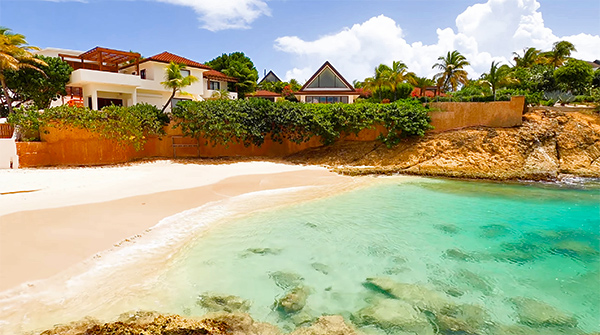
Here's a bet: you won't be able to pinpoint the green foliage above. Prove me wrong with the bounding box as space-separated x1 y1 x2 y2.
161 62 198 113
171 99 432 148
8 103 167 149
4 55 72 109
432 50 470 92
206 52 258 98
543 90 575 105
592 68 600 88
554 59 593 94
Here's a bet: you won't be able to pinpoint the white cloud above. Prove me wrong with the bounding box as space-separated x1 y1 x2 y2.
274 0 600 83
155 0 270 31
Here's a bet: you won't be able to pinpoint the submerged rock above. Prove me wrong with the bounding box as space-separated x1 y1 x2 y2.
197 293 251 313
311 262 330 275
453 269 494 295
269 271 305 290
435 304 491 334
493 241 544 264
434 223 461 234
242 247 282 257
205 312 281 335
444 248 479 262
352 298 434 335
291 315 362 335
550 240 599 259
480 224 513 238
364 277 453 313
275 286 310 314
510 297 578 328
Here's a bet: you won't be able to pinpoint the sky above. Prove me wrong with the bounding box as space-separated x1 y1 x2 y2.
1 0 599 84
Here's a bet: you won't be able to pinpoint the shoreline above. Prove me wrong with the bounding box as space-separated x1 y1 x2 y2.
0 162 352 292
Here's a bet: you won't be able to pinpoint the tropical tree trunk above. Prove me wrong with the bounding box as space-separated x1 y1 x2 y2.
161 88 177 113
0 76 14 115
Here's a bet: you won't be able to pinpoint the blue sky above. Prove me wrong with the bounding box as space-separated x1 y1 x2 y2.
1 0 598 83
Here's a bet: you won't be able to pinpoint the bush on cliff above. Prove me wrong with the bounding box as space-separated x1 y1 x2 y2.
171 99 432 148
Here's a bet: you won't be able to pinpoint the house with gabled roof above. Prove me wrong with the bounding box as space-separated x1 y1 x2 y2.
258 70 282 85
295 61 360 104
37 47 237 111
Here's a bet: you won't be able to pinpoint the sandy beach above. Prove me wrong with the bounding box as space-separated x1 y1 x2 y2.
0 160 350 292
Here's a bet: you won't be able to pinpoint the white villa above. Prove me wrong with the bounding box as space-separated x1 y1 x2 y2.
36 47 238 111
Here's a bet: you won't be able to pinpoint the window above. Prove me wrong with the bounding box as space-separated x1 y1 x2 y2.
306 96 349 104
180 69 190 78
210 81 221 90
306 68 347 89
140 69 146 79
171 98 191 108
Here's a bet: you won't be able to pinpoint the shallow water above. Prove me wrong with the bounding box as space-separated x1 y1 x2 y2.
154 177 600 333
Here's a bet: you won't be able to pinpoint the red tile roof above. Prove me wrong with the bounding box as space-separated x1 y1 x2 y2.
250 90 281 97
146 51 211 70
204 69 237 82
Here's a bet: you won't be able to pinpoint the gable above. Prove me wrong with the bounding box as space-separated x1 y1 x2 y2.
300 62 354 91
259 70 282 84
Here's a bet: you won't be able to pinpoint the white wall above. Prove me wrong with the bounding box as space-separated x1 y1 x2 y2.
0 139 18 169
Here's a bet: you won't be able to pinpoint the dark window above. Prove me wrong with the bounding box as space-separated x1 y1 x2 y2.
306 68 347 89
140 69 146 79
97 98 123 109
306 96 349 104
171 98 191 108
210 81 221 90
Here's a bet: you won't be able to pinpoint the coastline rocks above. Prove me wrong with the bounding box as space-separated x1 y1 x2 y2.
205 312 281 335
364 277 452 313
510 297 578 328
197 293 251 313
290 315 363 335
352 298 434 335
275 286 310 314
270 271 305 289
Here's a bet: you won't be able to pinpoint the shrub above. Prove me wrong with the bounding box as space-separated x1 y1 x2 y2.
8 103 167 150
171 99 432 148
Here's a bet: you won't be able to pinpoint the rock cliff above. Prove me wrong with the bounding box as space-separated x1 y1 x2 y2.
286 110 600 181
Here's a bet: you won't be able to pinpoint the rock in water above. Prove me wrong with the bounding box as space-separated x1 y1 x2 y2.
241 247 282 257
311 262 330 275
550 240 599 259
511 297 578 328
276 286 310 314
435 304 491 334
353 298 434 335
197 293 251 313
291 315 362 335
364 277 452 313
269 271 304 290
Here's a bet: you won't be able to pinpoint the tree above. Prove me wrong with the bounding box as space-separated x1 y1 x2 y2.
206 52 258 98
554 59 593 94
385 61 416 101
5 55 72 108
0 27 46 114
543 40 576 69
160 62 198 113
512 47 541 68
432 50 470 92
480 61 512 100
363 64 391 101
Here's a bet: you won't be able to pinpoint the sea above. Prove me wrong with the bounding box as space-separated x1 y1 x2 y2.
1 176 599 334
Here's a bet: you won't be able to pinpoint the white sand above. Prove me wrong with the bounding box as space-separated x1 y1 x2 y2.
0 160 325 216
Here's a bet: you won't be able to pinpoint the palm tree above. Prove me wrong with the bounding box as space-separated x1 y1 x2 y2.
0 27 46 114
161 62 198 113
432 50 470 92
385 61 416 101
512 47 541 68
363 64 391 101
544 41 576 69
480 61 512 100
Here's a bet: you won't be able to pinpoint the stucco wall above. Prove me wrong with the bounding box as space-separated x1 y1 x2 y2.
428 96 525 133
15 98 526 167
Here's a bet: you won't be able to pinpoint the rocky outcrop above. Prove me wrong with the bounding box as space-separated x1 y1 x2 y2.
286 110 600 181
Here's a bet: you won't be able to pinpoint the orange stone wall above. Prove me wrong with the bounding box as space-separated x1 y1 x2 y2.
16 97 525 167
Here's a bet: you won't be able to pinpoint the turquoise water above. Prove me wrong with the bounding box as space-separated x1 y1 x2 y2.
156 177 599 334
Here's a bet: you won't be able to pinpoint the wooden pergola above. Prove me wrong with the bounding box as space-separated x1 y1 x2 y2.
59 47 141 73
